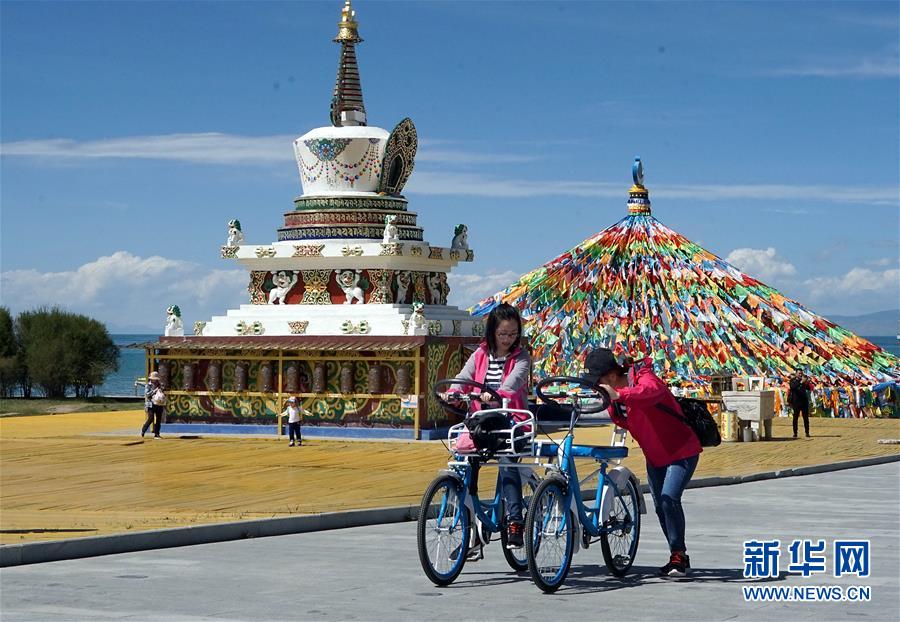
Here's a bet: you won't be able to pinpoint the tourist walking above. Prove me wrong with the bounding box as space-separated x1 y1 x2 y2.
141 371 166 439
788 371 812 438
586 347 702 578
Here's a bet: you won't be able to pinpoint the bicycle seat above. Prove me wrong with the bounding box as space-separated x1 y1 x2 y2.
534 442 628 460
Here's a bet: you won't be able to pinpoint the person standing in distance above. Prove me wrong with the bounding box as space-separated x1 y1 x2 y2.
584 348 701 578
282 396 308 447
141 371 166 439
787 371 813 438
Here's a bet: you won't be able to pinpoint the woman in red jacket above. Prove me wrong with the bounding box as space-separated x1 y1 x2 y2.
584 348 702 578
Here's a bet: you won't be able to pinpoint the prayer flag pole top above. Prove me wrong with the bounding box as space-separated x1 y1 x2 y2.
627 157 651 215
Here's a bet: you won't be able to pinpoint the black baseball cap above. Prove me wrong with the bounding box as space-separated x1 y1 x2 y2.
581 348 629 385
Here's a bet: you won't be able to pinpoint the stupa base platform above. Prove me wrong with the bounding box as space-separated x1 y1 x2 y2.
138 334 478 439
201 304 482 338
158 422 449 440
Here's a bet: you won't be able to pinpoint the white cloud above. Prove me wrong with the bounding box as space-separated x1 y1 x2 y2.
0 252 246 331
408 172 622 198
0 133 297 164
0 132 537 167
761 206 811 215
407 171 899 205
416 149 538 164
652 183 896 205
447 270 520 308
805 267 900 300
770 57 899 78
828 11 900 30
4 134 897 207
866 257 896 268
725 247 797 282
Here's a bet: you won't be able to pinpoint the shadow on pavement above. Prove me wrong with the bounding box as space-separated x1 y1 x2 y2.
552 566 792 595
439 566 792 594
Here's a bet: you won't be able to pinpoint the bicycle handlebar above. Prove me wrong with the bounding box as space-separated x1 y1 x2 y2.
535 376 611 415
432 378 505 418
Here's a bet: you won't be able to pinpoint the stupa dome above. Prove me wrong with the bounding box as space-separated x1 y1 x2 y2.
294 125 390 196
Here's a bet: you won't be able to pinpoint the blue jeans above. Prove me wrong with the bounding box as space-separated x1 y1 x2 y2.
288 422 302 443
645 454 699 553
499 457 523 523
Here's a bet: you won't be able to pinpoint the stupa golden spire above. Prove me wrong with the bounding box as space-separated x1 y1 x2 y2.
334 0 363 43
330 1 367 127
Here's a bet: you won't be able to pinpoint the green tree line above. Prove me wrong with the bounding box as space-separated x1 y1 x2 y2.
0 307 119 398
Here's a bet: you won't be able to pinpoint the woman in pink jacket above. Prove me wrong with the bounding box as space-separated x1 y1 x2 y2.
584 348 701 578
453 303 531 554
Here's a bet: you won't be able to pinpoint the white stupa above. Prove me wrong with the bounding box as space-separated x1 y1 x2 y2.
199 0 478 340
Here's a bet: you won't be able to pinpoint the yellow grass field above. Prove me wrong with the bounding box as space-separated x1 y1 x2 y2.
1 410 897 544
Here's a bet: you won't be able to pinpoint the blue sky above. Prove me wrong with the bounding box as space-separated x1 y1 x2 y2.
1 0 898 332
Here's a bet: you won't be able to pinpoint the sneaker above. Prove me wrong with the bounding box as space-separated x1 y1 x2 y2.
661 551 688 577
506 521 524 549
289 442 294 446
466 544 484 562
153 435 162 440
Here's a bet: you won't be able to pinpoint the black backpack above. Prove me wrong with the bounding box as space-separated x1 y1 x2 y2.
657 397 722 448
464 411 511 453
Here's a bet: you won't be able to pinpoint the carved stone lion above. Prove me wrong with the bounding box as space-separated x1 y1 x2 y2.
406 301 427 335
165 305 184 337
451 224 468 250
226 219 244 247
382 214 399 244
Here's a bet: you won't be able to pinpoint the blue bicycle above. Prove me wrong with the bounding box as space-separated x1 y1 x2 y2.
417 379 539 586
525 376 643 593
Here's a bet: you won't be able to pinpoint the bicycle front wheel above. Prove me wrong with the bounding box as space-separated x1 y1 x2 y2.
417 474 470 586
525 478 575 593
600 476 641 577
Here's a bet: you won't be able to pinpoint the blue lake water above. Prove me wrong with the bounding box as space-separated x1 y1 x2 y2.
94 333 900 397
96 334 156 397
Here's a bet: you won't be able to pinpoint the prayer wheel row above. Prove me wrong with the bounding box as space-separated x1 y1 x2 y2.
152 360 413 395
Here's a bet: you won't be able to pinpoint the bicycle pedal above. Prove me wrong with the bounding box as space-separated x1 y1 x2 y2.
465 545 484 562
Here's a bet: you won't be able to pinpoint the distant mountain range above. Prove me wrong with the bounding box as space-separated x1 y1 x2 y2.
828 309 898 337
108 325 159 335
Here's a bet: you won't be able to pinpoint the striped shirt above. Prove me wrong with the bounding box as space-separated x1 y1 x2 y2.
483 353 507 390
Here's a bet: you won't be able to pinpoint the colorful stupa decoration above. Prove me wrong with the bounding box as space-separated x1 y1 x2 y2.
472 158 900 394
141 1 480 437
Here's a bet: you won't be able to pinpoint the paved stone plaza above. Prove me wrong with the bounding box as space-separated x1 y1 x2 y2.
1 463 897 621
